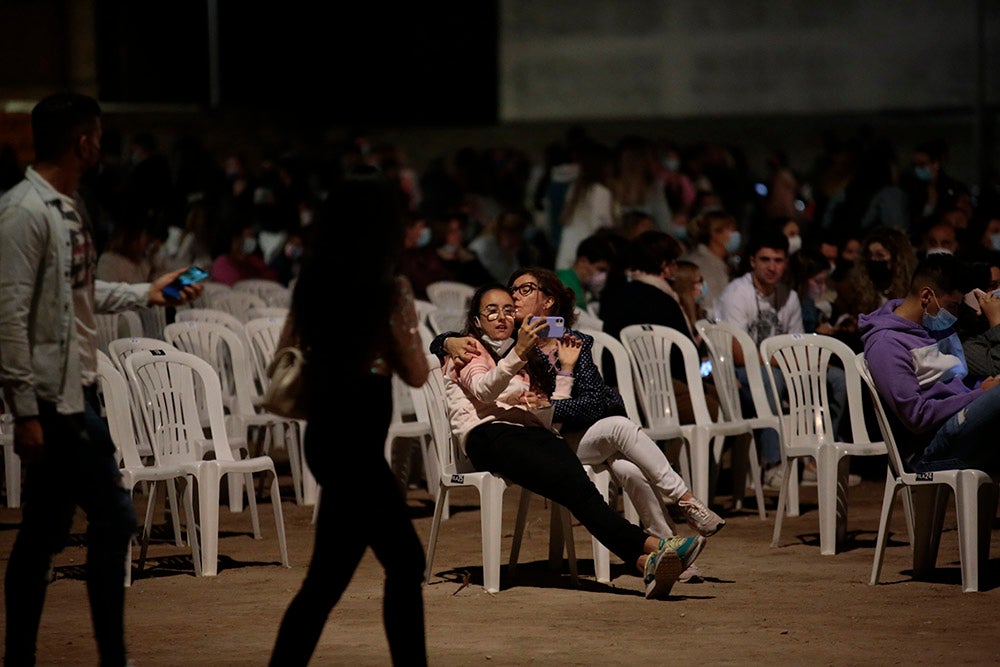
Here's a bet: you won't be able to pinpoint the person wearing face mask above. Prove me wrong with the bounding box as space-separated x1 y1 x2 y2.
834 226 917 352
209 218 278 286
438 282 710 598
680 209 742 319
557 232 617 310
859 253 1000 474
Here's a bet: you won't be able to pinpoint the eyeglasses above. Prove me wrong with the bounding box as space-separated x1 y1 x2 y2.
480 306 516 321
510 282 540 297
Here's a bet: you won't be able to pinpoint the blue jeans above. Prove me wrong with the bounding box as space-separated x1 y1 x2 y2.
915 383 1000 473
465 422 649 566
4 386 137 666
736 365 848 466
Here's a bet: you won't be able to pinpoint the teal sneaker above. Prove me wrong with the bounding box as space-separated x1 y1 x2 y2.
644 536 707 600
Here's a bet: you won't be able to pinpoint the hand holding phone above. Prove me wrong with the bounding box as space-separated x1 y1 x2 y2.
528 316 565 338
162 265 209 300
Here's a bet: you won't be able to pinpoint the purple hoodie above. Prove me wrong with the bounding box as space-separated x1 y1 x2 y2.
858 299 983 459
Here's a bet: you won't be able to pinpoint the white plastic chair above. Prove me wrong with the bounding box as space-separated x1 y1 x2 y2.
97 351 198 585
413 298 438 331
1 398 20 508
125 347 289 577
573 306 603 332
427 310 467 338
856 352 999 592
246 306 288 322
95 310 144 354
164 320 310 507
205 290 268 323
578 327 644 528
384 373 435 494
760 333 887 555
107 336 181 460
695 318 772 519
619 323 753 506
243 316 316 506
192 281 232 306
422 354 588 593
425 280 475 314
232 278 291 308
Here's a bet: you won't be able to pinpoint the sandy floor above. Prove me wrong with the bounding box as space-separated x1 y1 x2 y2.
1 454 998 666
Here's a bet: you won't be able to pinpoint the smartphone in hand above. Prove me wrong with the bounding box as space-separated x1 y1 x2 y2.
162 266 209 299
528 316 565 338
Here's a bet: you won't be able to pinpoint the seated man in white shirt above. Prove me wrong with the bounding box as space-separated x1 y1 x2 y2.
716 229 849 489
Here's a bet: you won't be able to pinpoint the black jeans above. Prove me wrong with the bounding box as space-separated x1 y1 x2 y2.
4 386 137 667
465 422 648 567
270 373 427 666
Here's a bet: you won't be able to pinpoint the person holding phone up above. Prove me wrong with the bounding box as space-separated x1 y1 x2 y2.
431 268 725 573
440 282 707 599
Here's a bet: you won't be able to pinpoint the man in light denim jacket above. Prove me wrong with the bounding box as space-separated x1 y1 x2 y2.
0 92 202 666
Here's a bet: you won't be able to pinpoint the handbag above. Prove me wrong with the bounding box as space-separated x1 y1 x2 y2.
261 345 308 420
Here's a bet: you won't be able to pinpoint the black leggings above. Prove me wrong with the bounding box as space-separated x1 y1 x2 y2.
465 422 648 566
270 374 427 666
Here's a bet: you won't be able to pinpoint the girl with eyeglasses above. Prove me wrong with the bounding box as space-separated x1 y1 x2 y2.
439 282 706 599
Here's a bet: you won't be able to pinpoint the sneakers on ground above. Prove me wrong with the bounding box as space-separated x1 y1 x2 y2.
644 536 707 600
762 464 783 491
678 495 726 537
801 465 862 487
676 562 703 583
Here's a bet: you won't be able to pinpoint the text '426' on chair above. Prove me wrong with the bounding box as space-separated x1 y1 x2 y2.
856 352 998 592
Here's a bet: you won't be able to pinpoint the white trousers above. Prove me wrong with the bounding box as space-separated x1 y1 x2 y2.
570 415 689 538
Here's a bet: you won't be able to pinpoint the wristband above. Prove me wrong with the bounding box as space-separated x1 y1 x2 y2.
557 370 573 377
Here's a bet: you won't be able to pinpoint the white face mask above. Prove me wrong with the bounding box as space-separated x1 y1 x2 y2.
787 234 802 255
480 334 514 357
925 246 953 256
241 236 258 255
587 270 608 293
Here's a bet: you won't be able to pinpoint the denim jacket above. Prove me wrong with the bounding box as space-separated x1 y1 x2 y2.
0 167 150 418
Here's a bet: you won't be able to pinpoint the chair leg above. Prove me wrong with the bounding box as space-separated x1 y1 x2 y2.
423 485 449 584
870 479 900 586
480 477 507 594
269 472 290 568
910 485 948 578
181 477 202 578
508 487 533 577
197 466 221 577
587 467 612 583
787 460 800 518
245 472 262 538
817 448 843 556
553 503 579 585
688 429 711 505
770 461 791 548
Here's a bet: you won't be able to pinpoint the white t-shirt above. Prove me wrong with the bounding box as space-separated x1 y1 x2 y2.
716 272 803 346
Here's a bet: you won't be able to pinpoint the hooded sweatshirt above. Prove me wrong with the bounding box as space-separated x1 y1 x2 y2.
858 298 984 462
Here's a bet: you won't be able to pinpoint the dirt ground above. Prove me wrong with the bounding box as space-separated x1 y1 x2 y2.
1 453 999 666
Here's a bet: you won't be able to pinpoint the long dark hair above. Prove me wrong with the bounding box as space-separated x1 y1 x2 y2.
291 165 405 377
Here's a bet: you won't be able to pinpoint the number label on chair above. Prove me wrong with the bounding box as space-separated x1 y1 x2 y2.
916 472 934 481
450 474 465 484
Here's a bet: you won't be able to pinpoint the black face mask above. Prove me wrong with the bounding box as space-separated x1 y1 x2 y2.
865 260 892 289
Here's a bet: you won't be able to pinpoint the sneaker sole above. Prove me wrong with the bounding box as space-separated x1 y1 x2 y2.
677 535 707 572
644 549 684 600
696 518 726 538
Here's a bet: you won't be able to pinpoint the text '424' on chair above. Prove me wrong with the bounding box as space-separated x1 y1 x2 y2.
856 352 998 592
760 333 887 555
125 347 289 577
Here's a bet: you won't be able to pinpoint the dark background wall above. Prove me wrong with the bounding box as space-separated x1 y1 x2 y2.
0 0 997 187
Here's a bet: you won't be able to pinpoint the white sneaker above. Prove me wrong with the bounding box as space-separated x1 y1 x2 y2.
762 464 783 491
801 466 862 487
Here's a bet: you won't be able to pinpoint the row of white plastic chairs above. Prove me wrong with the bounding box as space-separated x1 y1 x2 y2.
405 313 996 594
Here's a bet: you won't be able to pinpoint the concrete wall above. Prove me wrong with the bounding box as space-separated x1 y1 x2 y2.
500 0 998 120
